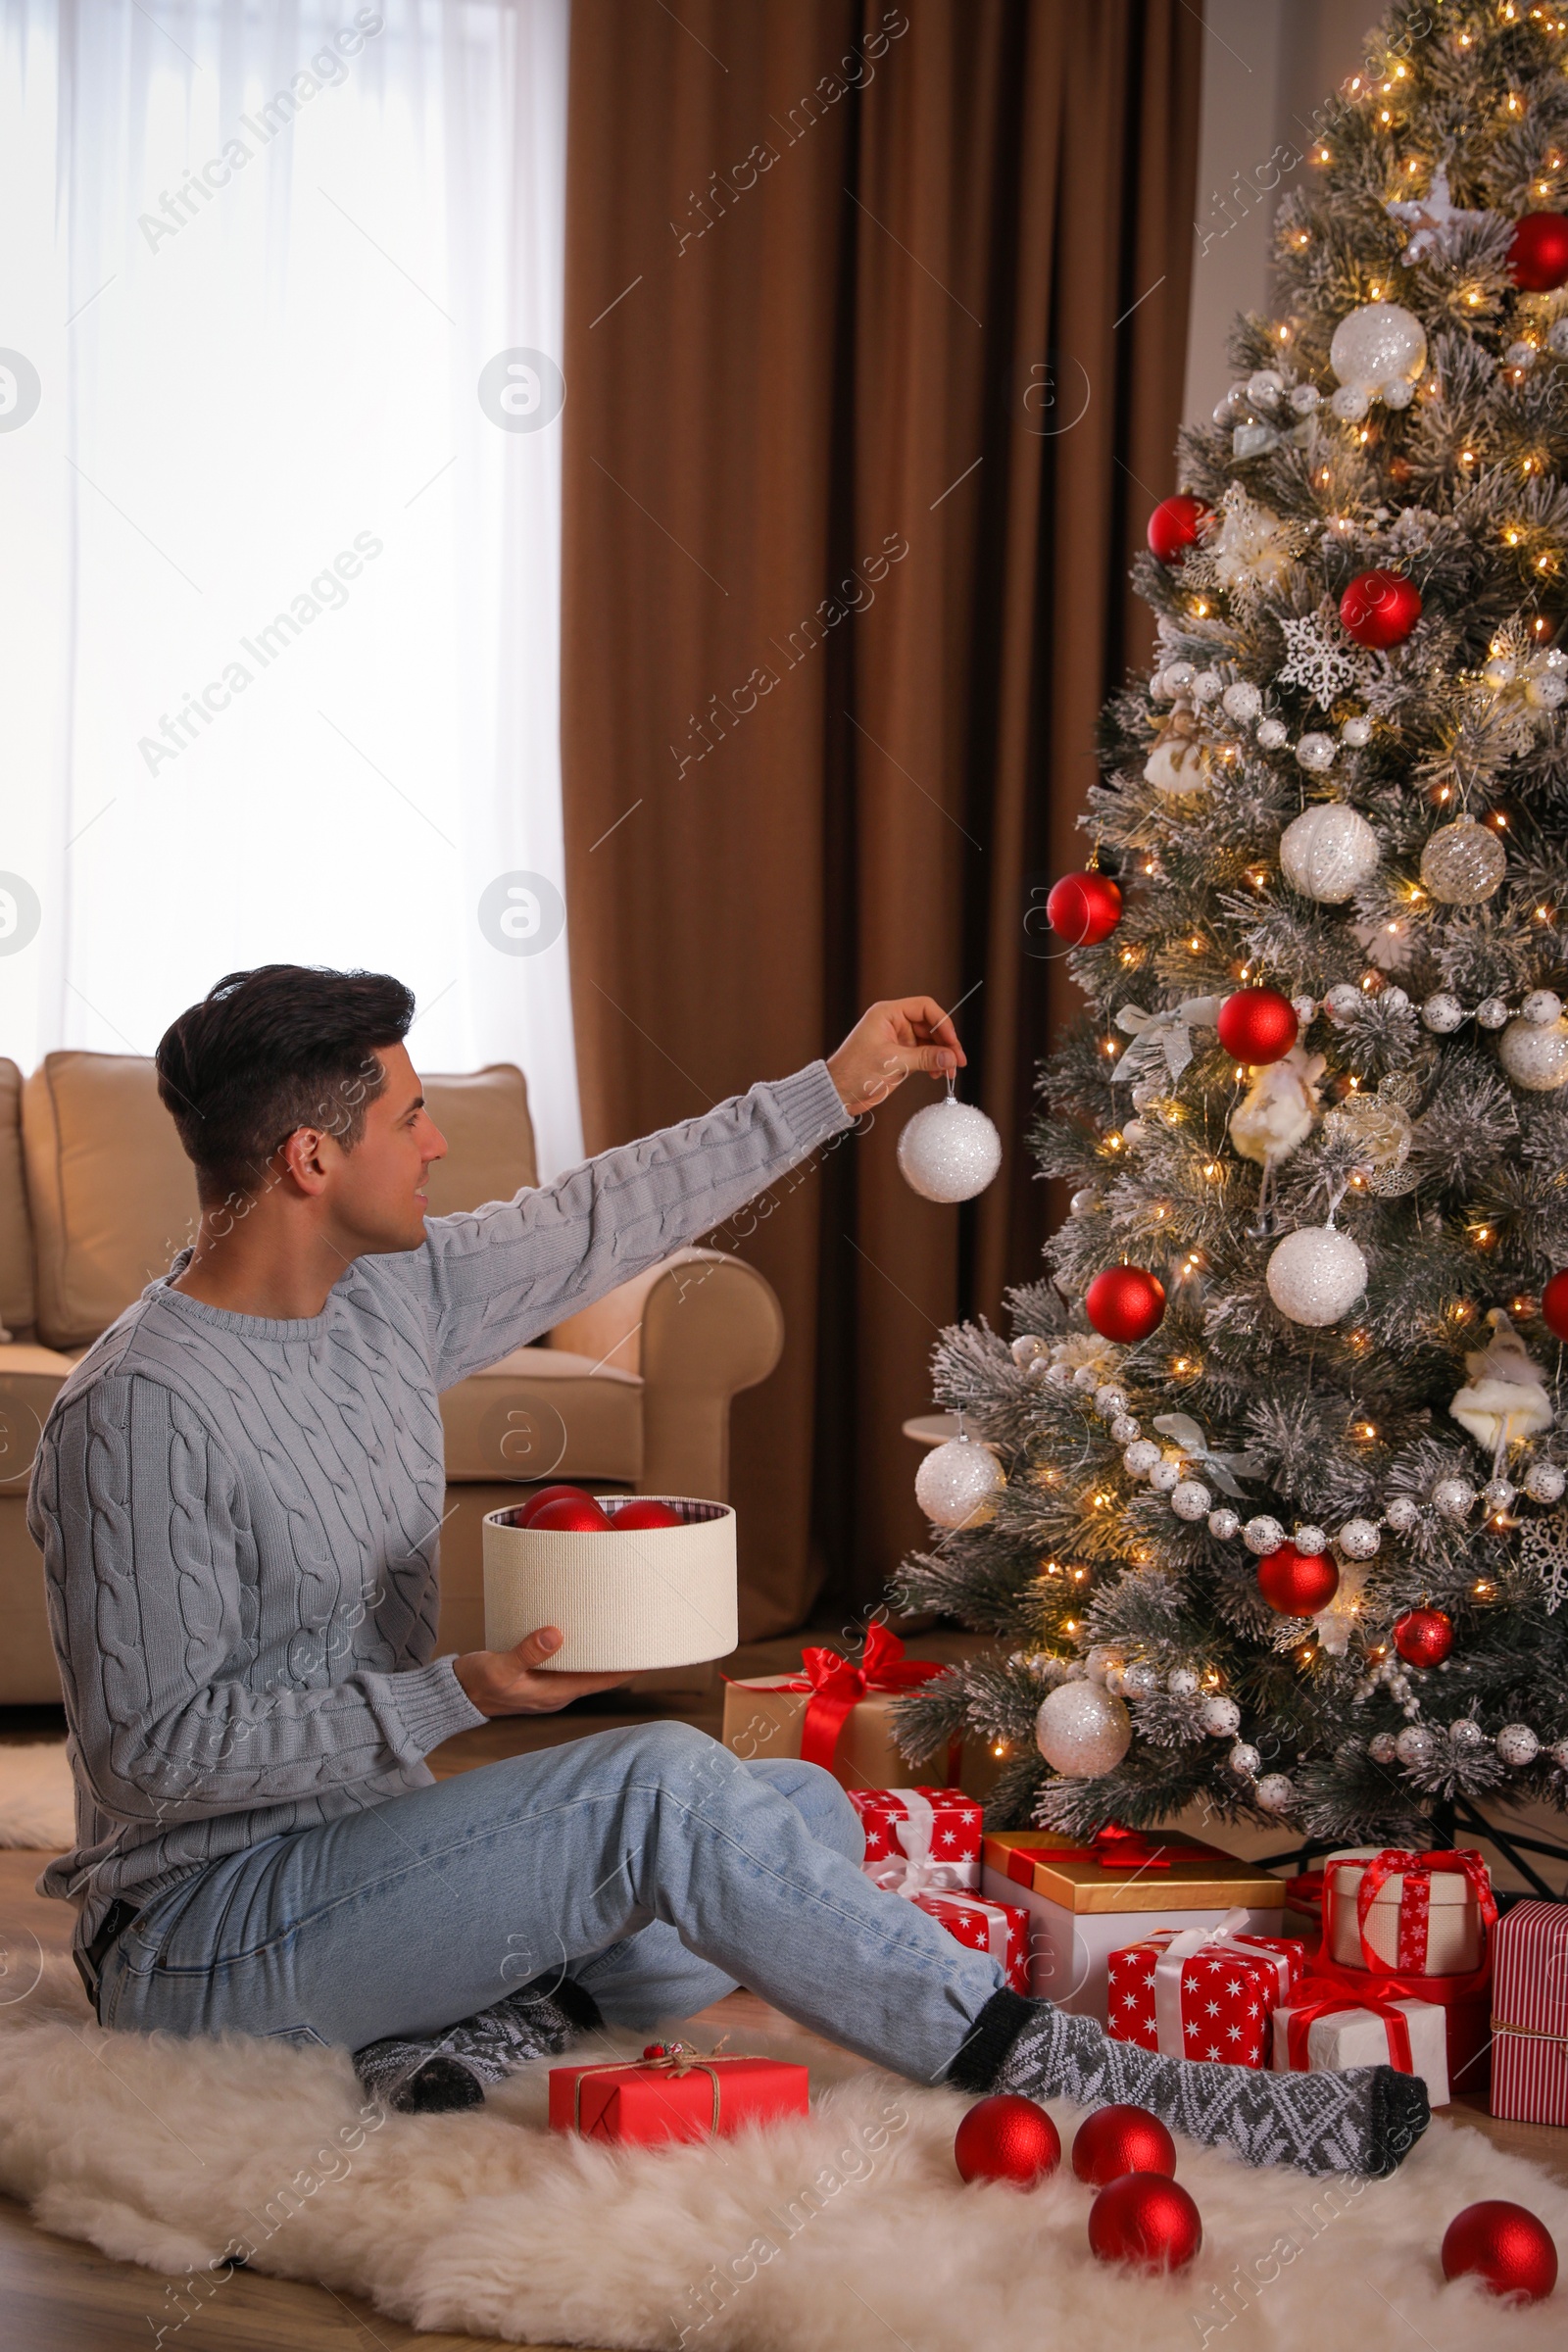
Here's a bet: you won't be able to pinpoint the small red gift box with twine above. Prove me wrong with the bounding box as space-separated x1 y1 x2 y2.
1107 1909 1307 2068
1490 1900 1568 2126
911 1888 1030 1991
848 1786 983 1894
548 2042 808 2146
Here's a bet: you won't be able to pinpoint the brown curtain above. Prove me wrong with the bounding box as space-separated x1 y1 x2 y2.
562 0 1202 1635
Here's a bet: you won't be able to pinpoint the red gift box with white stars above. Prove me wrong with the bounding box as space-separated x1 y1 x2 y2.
848 1787 983 1895
911 1888 1031 1992
1107 1921 1307 2068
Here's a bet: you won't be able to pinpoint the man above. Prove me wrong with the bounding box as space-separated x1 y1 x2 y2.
29 965 1426 2175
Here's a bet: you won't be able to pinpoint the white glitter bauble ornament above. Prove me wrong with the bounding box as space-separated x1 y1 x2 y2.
1119 1661 1158 1701
1323 983 1363 1021
1338 1517 1381 1559
1010 1334 1049 1370
1123 1439 1161 1477
1193 668 1224 703
1200 1694 1242 1738
1385 1495 1421 1533
1432 1476 1477 1520
1369 1732 1398 1764
1295 1526 1329 1557
1254 1773 1296 1813
1341 713 1373 747
1420 818 1505 906
1094 1384 1128 1418
1168 1668 1200 1696
1069 1187 1099 1215
1523 990 1563 1026
914 1438 1003 1529
1296 732 1337 772
1448 1718 1486 1749
1230 1741 1261 1776
1330 300 1428 406
1149 1458 1182 1494
1395 1724 1437 1766
1499 1013 1568 1092
1170 1479 1212 1521
1551 1739 1568 1770
1279 805 1380 902
1034 1682 1132 1777
1526 1461 1566 1503
1496 1724 1541 1767
1422 992 1464 1034
1110 1414 1141 1444
1477 997 1510 1029
1244 1515 1285 1554
1483 1477 1518 1512
898 1095 1003 1200
1163 660 1195 691
1207 1507 1241 1541
1266 1225 1368 1325
1085 1645 1116 1686
1223 681 1262 722
1256 716 1290 749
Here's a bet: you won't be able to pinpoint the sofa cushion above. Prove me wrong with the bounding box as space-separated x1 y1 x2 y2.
0 1059 33 1337
420 1064 538 1213
439 1346 643 1484
0 1340 76 1495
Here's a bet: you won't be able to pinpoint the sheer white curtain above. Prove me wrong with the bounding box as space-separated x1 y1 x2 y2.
0 0 583 1175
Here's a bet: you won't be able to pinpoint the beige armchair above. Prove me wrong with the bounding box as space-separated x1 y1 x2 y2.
0 1052 784 1704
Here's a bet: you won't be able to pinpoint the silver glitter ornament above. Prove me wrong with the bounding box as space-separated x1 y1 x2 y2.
1163 661 1195 690
914 1438 1004 1529
1496 1723 1541 1767
1149 1458 1182 1494
1432 1476 1477 1520
1369 1732 1398 1764
1256 717 1289 750
1295 1525 1329 1557
1448 1717 1486 1749
1229 1741 1261 1776
1119 1661 1158 1701
1522 990 1563 1026
1498 1013 1568 1092
1420 817 1505 906
1123 1439 1161 1477
1254 1773 1296 1812
1085 1646 1116 1686
1222 681 1262 723
1292 994 1317 1026
1200 1694 1242 1738
1526 1461 1567 1503
1483 1477 1517 1513
1110 1414 1141 1445
1395 1724 1437 1766
1193 668 1224 703
1170 1479 1212 1521
1207 1507 1241 1541
1095 1384 1128 1419
1266 1225 1368 1326
1034 1682 1132 1776
1279 805 1381 902
897 1095 1003 1201
1385 1495 1421 1533
1339 1518 1381 1559
1422 993 1464 1034
1476 997 1510 1030
1297 732 1337 772
1244 1515 1286 1554
1072 1364 1100 1391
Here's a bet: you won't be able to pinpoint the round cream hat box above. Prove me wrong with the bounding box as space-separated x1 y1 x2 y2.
482 1496 738 1672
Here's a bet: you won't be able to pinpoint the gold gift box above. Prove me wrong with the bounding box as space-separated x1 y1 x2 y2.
720 1677 944 1790
983 1829 1287 1916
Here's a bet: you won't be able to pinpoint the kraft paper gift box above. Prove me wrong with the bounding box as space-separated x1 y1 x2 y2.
1108 1915 1306 2068
549 2050 808 2145
1321 1845 1496 1976
981 1826 1287 2022
1271 1978 1450 2108
847 1786 982 1894
1489 1899 1568 2127
721 1624 953 1791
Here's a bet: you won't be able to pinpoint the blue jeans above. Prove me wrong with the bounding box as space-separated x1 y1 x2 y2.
96 1723 1003 2084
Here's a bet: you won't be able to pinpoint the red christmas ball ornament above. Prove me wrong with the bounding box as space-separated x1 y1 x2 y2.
527 1494 612 1532
1070 2103 1177 2187
1256 1541 1342 1616
1508 212 1568 293
1088 2173 1203 2273
1441 2200 1558 2301
1085 1266 1166 1345
608 1498 683 1530
1216 987 1298 1067
954 2095 1061 2186
1340 568 1422 650
1046 870 1123 947
1543 1268 1568 1342
1147 494 1212 565
1394 1607 1454 1668
514 1484 601 1527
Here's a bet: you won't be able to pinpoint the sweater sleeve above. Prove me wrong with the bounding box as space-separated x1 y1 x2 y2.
409 1059 853 1389
30 1375 484 1825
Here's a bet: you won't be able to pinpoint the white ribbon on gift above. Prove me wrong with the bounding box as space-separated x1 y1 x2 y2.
1151 1907 1295 2058
862 1789 974 1898
1112 996 1223 1086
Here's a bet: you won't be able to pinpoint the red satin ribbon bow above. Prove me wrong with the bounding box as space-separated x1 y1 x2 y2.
781 1623 945 1769
1345 1847 1498 1974
1029 1824 1210 1871
1283 1975 1415 2076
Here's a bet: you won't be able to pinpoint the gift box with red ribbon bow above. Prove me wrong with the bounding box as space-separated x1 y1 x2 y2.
548 2043 809 2145
911 1888 1030 1992
1489 1900 1568 2127
1107 1911 1307 2068
1322 1845 1496 1976
1270 1974 1449 2105
720 1624 955 1789
848 1786 982 1894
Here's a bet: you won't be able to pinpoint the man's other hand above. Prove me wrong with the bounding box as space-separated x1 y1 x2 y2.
454 1626 631 1716
825 996 966 1115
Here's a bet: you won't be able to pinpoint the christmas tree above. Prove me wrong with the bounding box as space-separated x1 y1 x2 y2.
894 0 1568 1865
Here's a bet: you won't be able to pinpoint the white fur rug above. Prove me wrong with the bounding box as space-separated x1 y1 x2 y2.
0 1959 1564 2347
0 1742 75 1849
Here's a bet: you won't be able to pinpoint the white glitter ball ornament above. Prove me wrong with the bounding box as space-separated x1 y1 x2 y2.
1523 990 1564 1026
1208 1507 1241 1541
1244 1515 1286 1554
1035 1682 1132 1777
1297 732 1338 772
914 1438 1003 1529
1422 993 1464 1034
1229 1741 1261 1777
1171 1479 1212 1521
1223 681 1262 723
1477 997 1510 1030
1526 1461 1567 1503
1338 1517 1381 1559
1120 1661 1158 1700
1369 1732 1398 1764
1329 300 1428 404
1419 818 1506 906
1256 717 1289 750
1279 805 1381 902
1010 1334 1049 1370
1432 1476 1477 1520
1323 983 1364 1021
1496 1724 1541 1767
1149 1458 1182 1494
1266 1225 1368 1325
1385 1496 1421 1533
1123 1439 1161 1478
1396 1725 1437 1766
1254 1774 1296 1813
897 1095 1003 1200
1200 1695 1242 1738
1499 1013 1568 1093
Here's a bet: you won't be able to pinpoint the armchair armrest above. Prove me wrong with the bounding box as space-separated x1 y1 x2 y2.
637 1248 783 1502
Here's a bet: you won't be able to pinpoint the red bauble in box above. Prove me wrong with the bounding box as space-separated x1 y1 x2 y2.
1256 1542 1341 1615
1088 2173 1202 2273
1216 987 1298 1066
1147 495 1212 564
1085 1265 1165 1344
1543 1268 1568 1342
1509 212 1568 292
1441 2200 1558 2301
1046 871 1123 946
609 1498 683 1530
954 2094 1060 2186
1394 1607 1453 1668
1070 2103 1176 2186
515 1483 600 1527
1340 568 1422 650
528 1493 612 1532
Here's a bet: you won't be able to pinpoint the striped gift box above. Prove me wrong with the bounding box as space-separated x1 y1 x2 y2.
1489 1900 1568 2127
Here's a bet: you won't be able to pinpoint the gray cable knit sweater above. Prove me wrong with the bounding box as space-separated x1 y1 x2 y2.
28 1061 851 1944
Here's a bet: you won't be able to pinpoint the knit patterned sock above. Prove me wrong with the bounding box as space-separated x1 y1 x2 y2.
354 1975 604 2115
950 1990 1430 2178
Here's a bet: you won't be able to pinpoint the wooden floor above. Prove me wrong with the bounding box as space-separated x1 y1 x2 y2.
4 1642 1567 2348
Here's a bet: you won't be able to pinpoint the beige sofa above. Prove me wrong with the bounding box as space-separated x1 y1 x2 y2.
0 1053 784 1704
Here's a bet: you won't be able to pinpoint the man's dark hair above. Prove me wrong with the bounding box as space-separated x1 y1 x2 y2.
157 965 416 1204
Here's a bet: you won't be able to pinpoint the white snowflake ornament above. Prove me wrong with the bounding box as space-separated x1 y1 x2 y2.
1277 606 1376 709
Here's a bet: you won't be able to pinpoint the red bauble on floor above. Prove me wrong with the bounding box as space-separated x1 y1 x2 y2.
1147 494 1212 564
1543 1267 1568 1341
1508 212 1568 292
514 1484 602 1527
1394 1606 1453 1668
1085 1265 1166 1344
1216 987 1298 1066
1441 2199 1558 2301
609 1499 683 1530
954 2094 1061 2186
527 1494 612 1532
1046 870 1123 946
1088 2173 1202 2273
1340 568 1422 649
1256 1542 1341 1615
1070 2103 1177 2186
